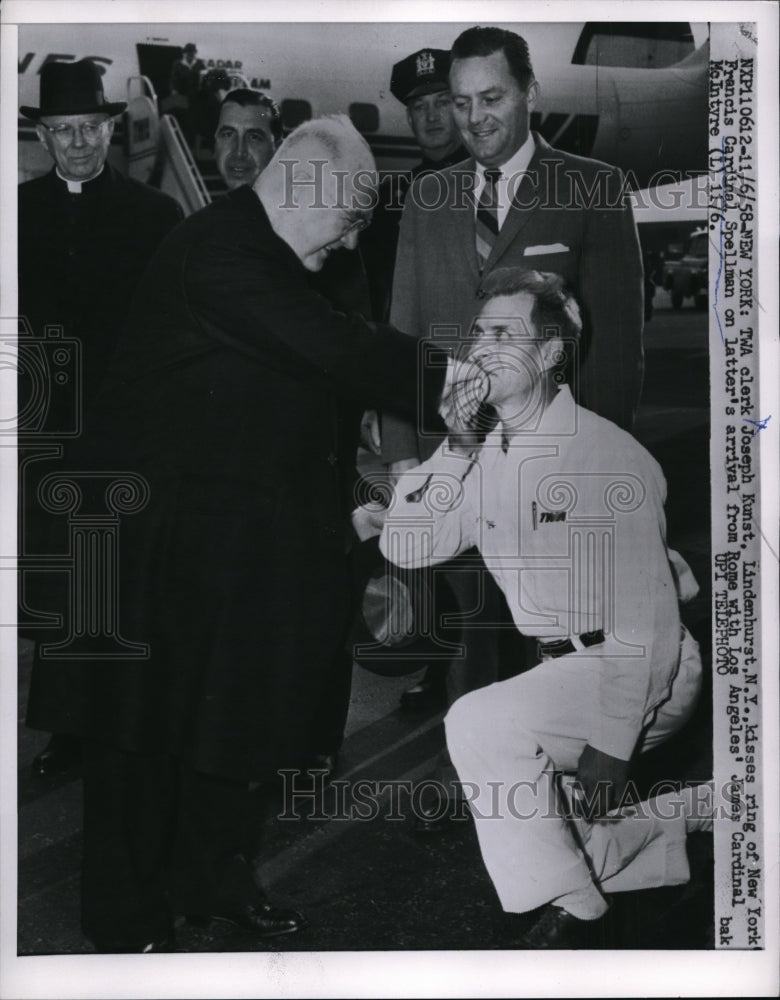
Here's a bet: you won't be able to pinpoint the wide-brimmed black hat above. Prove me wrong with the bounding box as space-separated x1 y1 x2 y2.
347 537 461 677
20 58 127 120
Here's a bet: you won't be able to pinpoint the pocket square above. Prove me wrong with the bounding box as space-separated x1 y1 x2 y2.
524 243 569 256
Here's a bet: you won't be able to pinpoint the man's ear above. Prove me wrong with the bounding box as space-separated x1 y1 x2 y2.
106 118 116 139
405 106 413 132
526 80 540 113
539 335 564 372
35 123 48 148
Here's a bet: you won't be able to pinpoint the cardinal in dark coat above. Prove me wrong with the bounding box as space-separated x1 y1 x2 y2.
30 115 472 951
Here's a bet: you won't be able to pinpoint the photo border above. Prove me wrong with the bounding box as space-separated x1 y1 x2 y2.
1 1 777 997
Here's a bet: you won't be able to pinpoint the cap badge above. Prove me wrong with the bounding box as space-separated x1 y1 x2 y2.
415 51 436 76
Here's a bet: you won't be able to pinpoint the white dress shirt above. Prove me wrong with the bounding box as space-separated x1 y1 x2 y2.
472 133 536 229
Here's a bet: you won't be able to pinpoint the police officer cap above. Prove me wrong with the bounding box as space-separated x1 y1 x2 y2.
390 48 452 104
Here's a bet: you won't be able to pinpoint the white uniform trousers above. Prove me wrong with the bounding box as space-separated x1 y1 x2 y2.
444 628 702 914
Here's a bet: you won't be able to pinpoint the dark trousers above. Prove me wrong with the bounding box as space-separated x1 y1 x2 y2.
81 740 267 949
308 647 353 757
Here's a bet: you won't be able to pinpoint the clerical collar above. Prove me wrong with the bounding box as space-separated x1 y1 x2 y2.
56 164 105 194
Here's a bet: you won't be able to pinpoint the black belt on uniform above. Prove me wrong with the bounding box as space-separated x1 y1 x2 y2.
537 629 605 659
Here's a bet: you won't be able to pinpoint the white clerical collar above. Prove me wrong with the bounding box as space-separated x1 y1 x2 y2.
476 132 535 182
56 164 105 193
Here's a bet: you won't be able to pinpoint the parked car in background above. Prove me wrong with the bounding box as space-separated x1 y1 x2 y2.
662 227 708 309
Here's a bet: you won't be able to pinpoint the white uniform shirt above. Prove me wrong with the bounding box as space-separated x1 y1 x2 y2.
380 386 684 759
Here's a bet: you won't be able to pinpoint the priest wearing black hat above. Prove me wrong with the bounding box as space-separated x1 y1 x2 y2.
19 58 184 779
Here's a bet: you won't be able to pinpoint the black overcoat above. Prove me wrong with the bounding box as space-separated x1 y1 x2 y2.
39 185 444 780
18 164 184 420
20 166 183 724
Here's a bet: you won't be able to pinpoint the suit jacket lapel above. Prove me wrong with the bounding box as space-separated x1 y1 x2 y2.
454 158 482 282
482 133 555 274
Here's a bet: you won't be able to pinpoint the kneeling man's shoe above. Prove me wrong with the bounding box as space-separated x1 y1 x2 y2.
187 901 308 938
517 904 606 949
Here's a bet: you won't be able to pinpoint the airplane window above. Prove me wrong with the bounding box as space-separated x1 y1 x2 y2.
281 99 312 130
348 103 379 134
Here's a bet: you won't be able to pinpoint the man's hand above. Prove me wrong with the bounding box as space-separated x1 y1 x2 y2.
573 744 631 819
439 357 491 432
387 458 419 484
351 504 387 541
359 409 382 456
439 357 491 455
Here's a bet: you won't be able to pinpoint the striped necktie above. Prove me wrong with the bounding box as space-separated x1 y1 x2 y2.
475 168 502 269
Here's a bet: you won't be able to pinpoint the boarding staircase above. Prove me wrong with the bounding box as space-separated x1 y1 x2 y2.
124 74 227 215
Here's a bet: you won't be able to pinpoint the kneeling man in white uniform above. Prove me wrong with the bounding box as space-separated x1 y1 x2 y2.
376 268 704 948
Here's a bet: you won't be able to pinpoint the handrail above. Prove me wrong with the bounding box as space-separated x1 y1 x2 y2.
126 74 159 111
159 112 211 213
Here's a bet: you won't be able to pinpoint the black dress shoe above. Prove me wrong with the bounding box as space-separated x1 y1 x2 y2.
32 733 81 778
187 901 308 938
517 904 608 949
400 671 446 712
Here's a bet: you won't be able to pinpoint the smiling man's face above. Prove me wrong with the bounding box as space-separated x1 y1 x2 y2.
36 113 114 181
215 102 277 190
294 202 371 272
449 50 537 167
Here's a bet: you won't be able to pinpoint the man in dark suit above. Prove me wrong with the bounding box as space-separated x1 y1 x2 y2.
18 58 184 778
381 26 645 829
385 26 644 464
34 115 478 952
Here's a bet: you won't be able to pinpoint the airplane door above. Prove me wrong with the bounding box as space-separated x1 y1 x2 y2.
136 43 181 101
